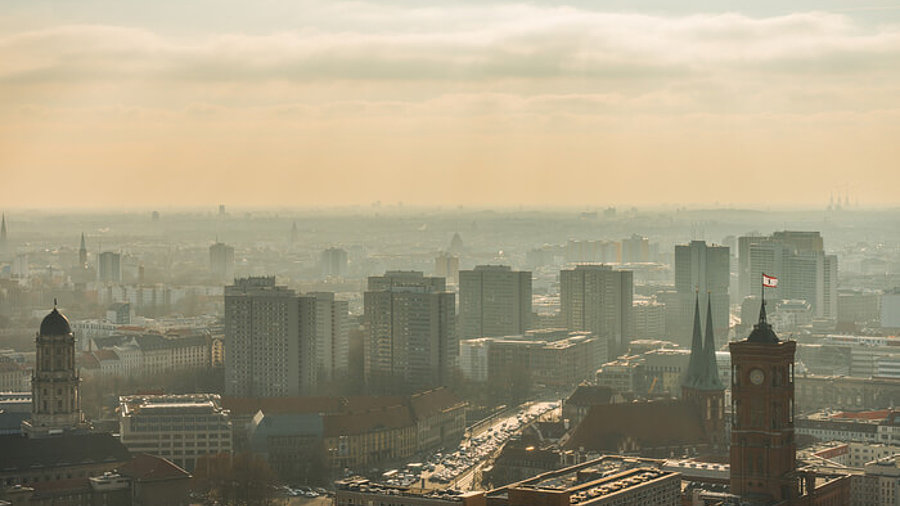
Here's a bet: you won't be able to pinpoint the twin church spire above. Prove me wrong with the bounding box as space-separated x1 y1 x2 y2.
683 292 725 391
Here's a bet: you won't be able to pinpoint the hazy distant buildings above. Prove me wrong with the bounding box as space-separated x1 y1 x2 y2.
321 247 348 277
565 239 619 263
449 232 464 255
458 265 531 340
560 264 633 356
364 271 456 393
290 220 299 246
106 302 131 325
209 241 235 283
621 234 650 263
309 291 350 383
434 252 460 283
98 251 121 282
882 289 900 329
632 299 666 340
0 213 7 259
673 240 730 346
739 231 838 318
78 232 88 268
224 277 317 397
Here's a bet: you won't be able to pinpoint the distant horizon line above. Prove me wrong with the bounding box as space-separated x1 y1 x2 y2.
0 203 896 215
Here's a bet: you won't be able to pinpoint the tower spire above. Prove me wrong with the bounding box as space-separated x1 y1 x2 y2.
702 294 725 389
79 232 87 267
683 291 705 389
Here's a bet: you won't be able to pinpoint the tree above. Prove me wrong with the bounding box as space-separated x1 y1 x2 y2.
194 453 278 506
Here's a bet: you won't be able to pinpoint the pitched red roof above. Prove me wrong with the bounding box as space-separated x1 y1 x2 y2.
77 352 101 369
323 405 414 437
120 453 191 482
30 477 91 495
408 387 465 420
564 400 706 452
222 395 404 416
832 409 891 420
565 385 614 407
94 349 120 361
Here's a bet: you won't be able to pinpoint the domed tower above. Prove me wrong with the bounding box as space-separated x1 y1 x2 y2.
23 302 88 438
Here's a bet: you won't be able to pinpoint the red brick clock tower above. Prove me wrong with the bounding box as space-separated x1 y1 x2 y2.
730 299 798 503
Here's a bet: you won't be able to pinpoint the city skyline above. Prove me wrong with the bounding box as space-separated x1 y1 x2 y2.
2 0 900 208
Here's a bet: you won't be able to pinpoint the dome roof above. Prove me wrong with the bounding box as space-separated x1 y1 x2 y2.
40 307 72 336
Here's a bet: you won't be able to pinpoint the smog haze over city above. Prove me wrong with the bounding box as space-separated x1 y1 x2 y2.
2 1 900 506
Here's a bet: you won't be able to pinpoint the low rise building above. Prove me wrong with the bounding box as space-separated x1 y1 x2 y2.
118 393 233 471
563 385 617 427
642 349 690 395
795 374 900 412
486 456 679 506
0 356 28 392
595 357 645 395
462 331 606 389
335 478 486 505
224 387 466 477
81 332 211 379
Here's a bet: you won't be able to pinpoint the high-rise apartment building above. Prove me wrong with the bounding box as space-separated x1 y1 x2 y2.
458 265 531 340
98 251 121 282
621 234 650 263
674 240 730 347
321 247 348 277
364 271 456 393
209 241 235 283
738 231 837 319
224 277 317 397
309 292 350 383
560 264 633 356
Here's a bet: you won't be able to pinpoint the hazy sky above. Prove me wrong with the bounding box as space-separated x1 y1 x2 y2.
2 1 899 209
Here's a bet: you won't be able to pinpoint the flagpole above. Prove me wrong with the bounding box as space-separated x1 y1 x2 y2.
761 272 765 318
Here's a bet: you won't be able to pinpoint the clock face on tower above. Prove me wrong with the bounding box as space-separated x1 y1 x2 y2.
750 368 765 385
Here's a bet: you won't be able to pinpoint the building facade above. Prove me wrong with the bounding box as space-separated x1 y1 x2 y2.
209 241 235 283
309 292 350 383
119 393 233 471
739 231 838 319
674 240 729 347
224 277 318 397
458 265 532 340
364 271 456 393
560 264 633 357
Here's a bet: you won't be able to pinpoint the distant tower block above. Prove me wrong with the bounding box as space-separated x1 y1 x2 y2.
449 232 463 255
0 213 7 258
291 221 299 246
79 233 88 268
218 204 226 216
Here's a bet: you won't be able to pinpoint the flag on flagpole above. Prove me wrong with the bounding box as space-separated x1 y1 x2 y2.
762 273 778 288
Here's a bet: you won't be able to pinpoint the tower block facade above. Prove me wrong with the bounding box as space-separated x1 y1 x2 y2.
23 306 88 438
682 294 726 450
729 302 798 502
